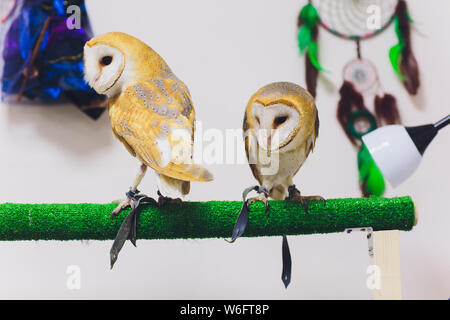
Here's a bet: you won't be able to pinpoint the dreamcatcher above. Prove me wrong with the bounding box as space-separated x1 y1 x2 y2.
0 0 107 120
297 0 420 196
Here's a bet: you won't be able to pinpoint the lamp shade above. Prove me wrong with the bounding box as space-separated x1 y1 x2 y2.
362 125 422 187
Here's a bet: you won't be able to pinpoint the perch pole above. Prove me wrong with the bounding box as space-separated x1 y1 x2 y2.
0 197 416 240
0 196 416 300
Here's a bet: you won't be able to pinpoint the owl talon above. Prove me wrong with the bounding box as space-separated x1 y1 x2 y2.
286 185 326 214
157 190 183 209
242 185 270 215
247 195 270 215
110 189 140 219
307 195 326 207
111 198 132 220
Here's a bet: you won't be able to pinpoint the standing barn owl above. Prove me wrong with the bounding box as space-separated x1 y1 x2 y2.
83 32 213 266
231 82 325 287
243 82 324 207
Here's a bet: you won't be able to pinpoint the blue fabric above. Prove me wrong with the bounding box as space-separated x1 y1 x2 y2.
1 0 106 119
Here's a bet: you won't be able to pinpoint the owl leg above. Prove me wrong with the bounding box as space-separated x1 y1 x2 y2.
286 185 326 213
227 186 269 243
110 164 157 269
111 164 148 218
157 190 183 209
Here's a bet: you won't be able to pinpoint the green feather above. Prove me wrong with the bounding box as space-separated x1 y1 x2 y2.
300 3 319 27
308 41 328 72
389 17 407 80
366 164 385 196
393 16 403 42
298 26 311 53
358 144 385 197
389 43 405 79
297 3 327 72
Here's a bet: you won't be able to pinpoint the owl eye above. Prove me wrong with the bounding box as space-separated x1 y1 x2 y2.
273 116 288 127
100 56 113 66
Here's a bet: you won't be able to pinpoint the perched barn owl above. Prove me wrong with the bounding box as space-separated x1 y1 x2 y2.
83 32 213 255
243 82 324 208
234 82 325 287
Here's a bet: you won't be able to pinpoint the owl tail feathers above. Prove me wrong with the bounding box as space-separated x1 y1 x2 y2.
160 162 214 182
186 164 214 182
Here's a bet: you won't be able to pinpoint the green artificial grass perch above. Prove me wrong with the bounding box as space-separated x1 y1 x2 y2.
0 197 416 241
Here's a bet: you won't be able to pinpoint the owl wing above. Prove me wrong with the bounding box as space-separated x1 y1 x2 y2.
243 112 263 185
307 108 320 155
110 77 212 182
291 107 319 177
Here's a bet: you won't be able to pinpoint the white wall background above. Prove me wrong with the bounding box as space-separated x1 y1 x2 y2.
0 0 448 299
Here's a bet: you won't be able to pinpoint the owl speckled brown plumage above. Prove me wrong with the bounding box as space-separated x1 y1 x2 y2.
231 82 325 288
84 32 212 266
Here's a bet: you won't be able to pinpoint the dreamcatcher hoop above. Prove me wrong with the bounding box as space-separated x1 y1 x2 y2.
297 0 418 197
312 0 398 40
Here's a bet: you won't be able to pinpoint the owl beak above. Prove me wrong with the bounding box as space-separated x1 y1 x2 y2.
267 133 272 157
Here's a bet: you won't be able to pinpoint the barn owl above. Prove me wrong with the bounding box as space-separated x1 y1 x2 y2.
83 32 213 266
231 82 325 287
242 82 324 209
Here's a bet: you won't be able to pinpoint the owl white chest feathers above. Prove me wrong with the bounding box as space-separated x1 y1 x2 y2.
251 131 316 200
243 82 319 200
